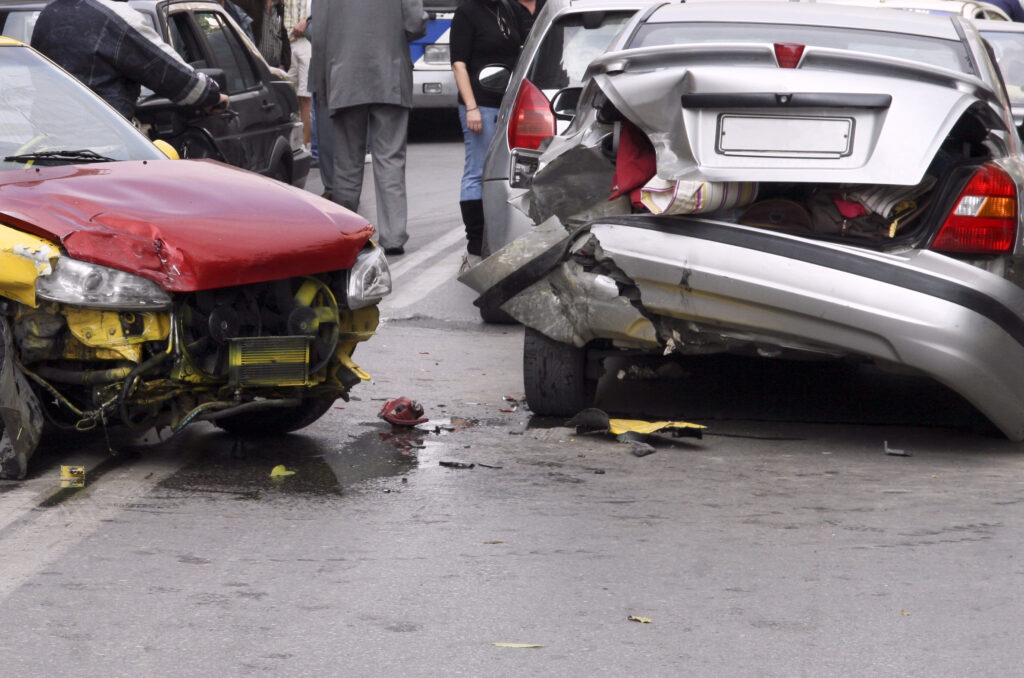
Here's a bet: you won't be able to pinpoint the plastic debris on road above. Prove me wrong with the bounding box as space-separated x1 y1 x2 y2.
493 643 543 648
60 465 85 488
884 440 911 457
269 465 296 478
378 397 429 426
628 616 653 623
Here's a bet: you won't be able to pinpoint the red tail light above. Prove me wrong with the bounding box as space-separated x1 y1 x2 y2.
932 163 1017 254
774 42 805 68
508 78 555 150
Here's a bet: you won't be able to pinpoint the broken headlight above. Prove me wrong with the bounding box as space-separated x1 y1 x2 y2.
36 257 172 310
345 246 391 309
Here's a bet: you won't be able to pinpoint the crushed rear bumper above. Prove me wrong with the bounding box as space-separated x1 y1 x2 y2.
461 215 1024 440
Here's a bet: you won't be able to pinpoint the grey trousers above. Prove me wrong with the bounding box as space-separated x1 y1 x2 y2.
313 92 334 193
331 103 410 249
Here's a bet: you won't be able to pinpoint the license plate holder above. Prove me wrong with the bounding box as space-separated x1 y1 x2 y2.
716 114 854 158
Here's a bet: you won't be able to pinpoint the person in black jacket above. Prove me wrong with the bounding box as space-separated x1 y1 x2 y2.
32 0 226 120
450 0 522 266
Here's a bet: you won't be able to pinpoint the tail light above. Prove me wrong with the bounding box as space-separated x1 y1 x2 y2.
508 78 555 150
932 163 1017 254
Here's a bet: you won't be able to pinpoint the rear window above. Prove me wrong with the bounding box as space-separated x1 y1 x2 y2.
527 10 634 91
629 22 974 74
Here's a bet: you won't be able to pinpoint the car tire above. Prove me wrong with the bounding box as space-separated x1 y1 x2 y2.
523 327 596 417
177 132 220 161
213 397 335 436
269 159 290 184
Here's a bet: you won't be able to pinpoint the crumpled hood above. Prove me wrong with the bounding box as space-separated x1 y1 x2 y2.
0 159 374 292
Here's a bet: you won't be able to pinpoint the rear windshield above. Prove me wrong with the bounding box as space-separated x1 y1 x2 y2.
527 10 635 91
629 22 974 74
982 30 1024 106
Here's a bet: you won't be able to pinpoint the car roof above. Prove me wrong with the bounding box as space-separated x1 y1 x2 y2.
644 1 965 40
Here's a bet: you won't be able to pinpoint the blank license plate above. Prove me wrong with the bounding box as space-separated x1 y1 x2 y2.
717 114 853 157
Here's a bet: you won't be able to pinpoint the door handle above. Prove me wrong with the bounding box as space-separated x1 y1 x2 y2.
261 101 276 111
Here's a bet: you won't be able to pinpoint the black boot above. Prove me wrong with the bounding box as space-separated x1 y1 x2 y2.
459 199 484 256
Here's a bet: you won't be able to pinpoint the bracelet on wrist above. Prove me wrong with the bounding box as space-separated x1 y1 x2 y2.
466 106 478 112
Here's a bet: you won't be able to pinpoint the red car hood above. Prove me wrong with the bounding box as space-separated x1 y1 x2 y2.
0 160 374 292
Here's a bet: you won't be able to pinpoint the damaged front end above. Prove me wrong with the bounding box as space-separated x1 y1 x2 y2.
0 227 386 479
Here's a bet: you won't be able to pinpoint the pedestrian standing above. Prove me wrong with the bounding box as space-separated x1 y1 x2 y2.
309 0 426 256
236 0 291 70
450 0 523 267
283 0 312 151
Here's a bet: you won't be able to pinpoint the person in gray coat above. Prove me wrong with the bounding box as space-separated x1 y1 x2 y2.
308 0 426 255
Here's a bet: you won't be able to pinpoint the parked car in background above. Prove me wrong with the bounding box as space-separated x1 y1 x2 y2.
815 0 1011 20
0 38 388 479
976 18 1024 127
461 1 1024 442
411 0 458 110
0 0 311 186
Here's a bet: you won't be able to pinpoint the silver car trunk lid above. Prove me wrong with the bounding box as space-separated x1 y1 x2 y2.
580 43 1009 185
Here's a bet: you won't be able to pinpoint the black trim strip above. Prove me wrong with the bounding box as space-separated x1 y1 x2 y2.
599 215 1024 349
681 92 892 109
477 215 1024 350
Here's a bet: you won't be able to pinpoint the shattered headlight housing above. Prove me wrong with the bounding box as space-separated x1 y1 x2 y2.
36 257 172 310
345 246 391 309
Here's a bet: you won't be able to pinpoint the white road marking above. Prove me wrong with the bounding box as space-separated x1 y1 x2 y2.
0 455 185 603
383 246 464 315
386 226 465 279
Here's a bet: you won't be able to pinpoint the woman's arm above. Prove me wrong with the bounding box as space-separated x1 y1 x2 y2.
452 61 482 133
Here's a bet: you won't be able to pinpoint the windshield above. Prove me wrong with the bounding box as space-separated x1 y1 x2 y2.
0 45 162 170
982 30 1024 106
629 22 974 74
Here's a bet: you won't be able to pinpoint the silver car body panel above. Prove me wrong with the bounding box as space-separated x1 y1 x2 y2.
462 215 1024 440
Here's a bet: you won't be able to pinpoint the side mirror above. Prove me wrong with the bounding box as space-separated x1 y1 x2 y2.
549 87 582 121
196 68 228 93
478 64 512 92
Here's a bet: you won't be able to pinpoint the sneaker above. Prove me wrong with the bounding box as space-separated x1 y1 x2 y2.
459 252 481 275
364 153 372 164
384 246 405 256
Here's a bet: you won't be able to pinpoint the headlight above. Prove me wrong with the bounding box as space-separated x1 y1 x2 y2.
345 246 391 309
36 257 172 310
423 44 450 65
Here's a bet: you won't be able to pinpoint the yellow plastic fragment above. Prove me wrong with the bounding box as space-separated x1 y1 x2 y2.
493 643 543 648
60 465 85 488
608 419 706 436
628 616 653 624
900 609 911 617
270 465 296 478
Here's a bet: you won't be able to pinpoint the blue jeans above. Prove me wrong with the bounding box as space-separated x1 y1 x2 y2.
458 104 500 201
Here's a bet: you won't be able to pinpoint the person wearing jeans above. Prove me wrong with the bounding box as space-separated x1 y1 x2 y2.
450 0 521 267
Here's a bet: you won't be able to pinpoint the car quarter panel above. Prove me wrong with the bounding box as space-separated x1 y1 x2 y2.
587 218 1024 440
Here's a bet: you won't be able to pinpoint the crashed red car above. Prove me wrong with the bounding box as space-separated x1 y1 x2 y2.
0 39 390 478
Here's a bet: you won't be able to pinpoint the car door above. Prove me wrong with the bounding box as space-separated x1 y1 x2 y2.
168 6 285 173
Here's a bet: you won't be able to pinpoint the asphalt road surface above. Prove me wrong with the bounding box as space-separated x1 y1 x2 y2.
2 113 1024 677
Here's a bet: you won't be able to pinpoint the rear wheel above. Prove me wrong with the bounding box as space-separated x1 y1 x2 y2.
214 397 335 436
523 327 597 417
